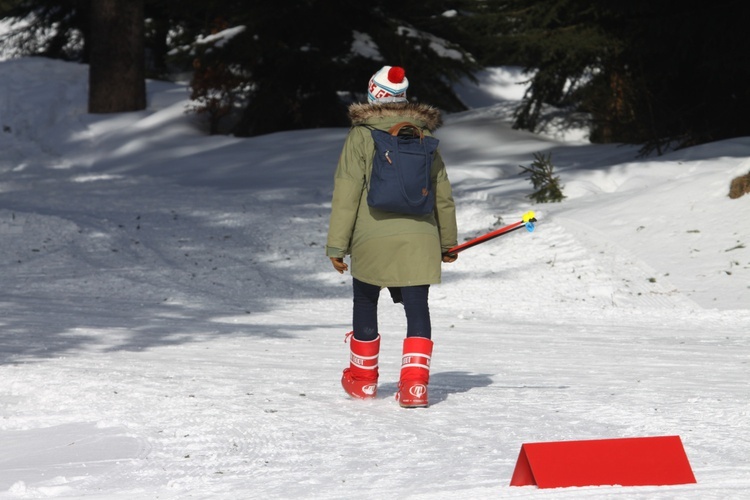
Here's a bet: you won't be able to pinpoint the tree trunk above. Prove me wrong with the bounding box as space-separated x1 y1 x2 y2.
88 0 146 113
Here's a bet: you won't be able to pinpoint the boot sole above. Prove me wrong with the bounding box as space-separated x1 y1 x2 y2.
399 402 428 408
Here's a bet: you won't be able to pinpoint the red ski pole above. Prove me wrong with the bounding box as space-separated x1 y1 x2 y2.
447 211 536 255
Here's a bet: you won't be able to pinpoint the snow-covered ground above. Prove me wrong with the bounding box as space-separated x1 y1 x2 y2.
0 58 748 499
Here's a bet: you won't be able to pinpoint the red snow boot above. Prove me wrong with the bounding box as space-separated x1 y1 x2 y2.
341 333 380 399
396 337 433 408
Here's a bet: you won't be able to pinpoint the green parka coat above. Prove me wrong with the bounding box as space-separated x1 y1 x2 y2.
326 102 458 287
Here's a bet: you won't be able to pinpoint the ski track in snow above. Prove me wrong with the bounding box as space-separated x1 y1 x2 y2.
1 58 749 499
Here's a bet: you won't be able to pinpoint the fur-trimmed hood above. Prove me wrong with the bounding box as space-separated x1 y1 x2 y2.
348 102 443 131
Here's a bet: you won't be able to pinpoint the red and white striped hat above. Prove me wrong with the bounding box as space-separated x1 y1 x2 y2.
367 66 409 103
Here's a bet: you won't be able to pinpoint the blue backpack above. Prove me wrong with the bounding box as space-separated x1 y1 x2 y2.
363 122 439 215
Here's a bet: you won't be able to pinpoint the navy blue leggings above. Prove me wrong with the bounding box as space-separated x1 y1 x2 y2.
352 278 431 341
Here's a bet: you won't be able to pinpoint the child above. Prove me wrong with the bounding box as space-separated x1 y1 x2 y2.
326 65 458 408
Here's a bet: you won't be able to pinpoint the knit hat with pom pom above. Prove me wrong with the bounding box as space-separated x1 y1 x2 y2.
367 66 408 103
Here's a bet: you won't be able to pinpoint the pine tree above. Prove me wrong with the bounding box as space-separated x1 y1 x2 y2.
0 0 90 61
88 0 146 113
180 0 479 136
461 0 750 153
2 1 479 135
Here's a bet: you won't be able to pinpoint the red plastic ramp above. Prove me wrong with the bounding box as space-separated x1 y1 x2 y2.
510 436 696 488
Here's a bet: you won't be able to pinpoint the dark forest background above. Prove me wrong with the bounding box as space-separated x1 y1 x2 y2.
1 0 749 154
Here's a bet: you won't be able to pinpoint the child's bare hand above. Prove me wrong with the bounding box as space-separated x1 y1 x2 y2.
442 253 458 263
330 257 348 274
